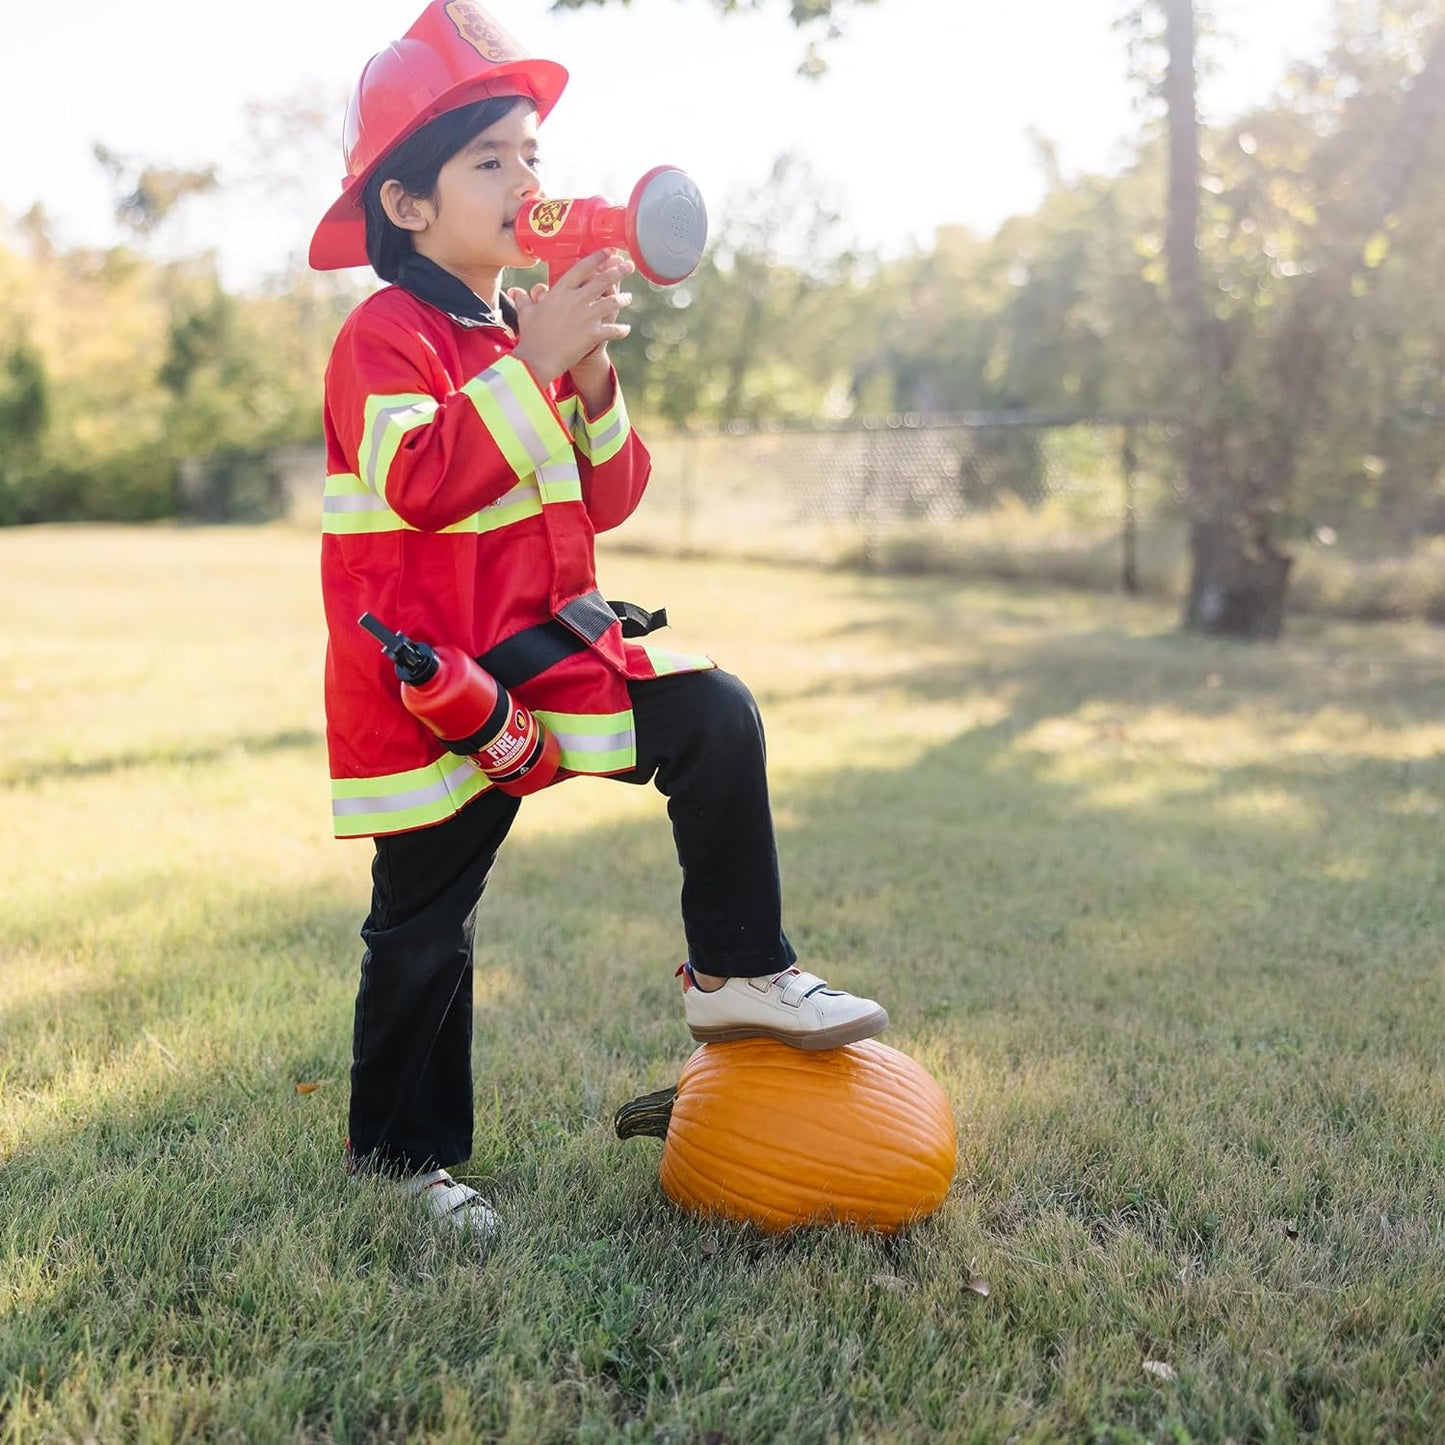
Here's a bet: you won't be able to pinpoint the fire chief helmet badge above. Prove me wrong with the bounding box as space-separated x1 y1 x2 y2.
308 0 569 271
443 0 523 61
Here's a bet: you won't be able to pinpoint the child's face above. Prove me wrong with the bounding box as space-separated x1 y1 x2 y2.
408 101 543 276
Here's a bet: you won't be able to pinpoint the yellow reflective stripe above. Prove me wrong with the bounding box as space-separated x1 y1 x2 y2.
441 478 543 535
461 355 571 481
555 395 582 431
536 456 583 506
331 757 492 837
572 388 630 466
323 508 409 536
535 708 636 774
322 471 410 535
636 640 714 677
360 392 439 505
321 480 544 537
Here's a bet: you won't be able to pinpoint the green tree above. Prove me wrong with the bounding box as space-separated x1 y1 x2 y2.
1154 0 1445 636
0 334 48 454
92 145 220 238
0 332 50 523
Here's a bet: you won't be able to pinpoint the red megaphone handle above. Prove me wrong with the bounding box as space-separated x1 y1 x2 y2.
550 209 628 283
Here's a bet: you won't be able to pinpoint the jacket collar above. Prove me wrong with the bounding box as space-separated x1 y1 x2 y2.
394 252 519 332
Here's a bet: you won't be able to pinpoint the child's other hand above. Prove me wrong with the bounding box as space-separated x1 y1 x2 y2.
508 250 633 385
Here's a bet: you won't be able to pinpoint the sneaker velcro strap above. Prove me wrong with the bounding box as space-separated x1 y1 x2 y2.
404 1170 478 1217
427 1180 484 1218
779 970 827 1007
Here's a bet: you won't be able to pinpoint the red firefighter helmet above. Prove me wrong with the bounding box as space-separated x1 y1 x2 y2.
309 0 568 270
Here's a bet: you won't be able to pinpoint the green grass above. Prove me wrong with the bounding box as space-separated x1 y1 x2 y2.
2 523 1443 1443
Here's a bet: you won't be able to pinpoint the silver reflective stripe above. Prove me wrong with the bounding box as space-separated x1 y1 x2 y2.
537 456 582 504
479 369 558 470
324 492 393 514
548 727 634 755
588 415 625 453
332 759 477 817
363 399 438 493
486 478 539 510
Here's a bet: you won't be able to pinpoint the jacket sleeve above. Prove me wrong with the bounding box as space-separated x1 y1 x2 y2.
557 369 651 534
333 314 578 533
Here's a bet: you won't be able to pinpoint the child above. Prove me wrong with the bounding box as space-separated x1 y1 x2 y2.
309 0 887 1245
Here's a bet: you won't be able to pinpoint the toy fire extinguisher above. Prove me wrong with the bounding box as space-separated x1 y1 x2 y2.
359 613 561 796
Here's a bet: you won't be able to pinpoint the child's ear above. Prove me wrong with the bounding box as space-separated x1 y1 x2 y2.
379 179 432 233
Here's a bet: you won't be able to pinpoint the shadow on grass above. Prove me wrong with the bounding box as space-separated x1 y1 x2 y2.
6 584 1441 1109
794 573 1445 719
0 726 323 788
5 581 1445 1438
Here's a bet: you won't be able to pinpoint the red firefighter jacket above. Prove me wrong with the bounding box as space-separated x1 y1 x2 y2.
320 282 711 839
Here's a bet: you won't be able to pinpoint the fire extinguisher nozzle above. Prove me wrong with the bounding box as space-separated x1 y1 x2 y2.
358 612 400 650
358 611 439 685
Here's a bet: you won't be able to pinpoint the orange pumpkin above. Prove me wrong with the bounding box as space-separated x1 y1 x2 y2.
614 1037 956 1233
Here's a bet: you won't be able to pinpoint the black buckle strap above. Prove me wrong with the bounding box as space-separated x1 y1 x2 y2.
479 621 585 691
608 600 668 638
477 596 668 690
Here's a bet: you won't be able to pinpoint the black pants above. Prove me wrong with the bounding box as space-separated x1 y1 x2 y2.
348 668 797 1174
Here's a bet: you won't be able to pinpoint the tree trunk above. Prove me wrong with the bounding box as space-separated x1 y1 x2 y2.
1167 8 1445 639
1165 0 1294 637
1183 519 1292 638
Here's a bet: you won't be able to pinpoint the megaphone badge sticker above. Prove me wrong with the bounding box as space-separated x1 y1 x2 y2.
527 200 572 238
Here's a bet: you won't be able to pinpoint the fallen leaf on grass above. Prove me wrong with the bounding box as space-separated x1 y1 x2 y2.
870 1273 906 1292
700 1238 719 1257
295 1081 326 1094
1143 1360 1177 1382
1283 1220 1299 1240
963 1255 991 1298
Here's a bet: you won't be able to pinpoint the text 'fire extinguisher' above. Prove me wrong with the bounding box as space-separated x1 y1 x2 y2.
359 613 562 796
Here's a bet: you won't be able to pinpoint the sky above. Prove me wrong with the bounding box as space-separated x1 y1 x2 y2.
1 0 1339 290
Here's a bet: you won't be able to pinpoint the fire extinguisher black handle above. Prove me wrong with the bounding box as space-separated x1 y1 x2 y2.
358 611 440 685
358 612 401 649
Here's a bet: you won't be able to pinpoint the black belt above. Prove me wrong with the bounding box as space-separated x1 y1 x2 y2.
478 590 668 691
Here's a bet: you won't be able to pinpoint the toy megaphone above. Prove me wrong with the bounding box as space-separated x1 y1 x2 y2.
515 165 707 285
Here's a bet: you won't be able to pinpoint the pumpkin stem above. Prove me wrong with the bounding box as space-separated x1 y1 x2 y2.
613 1085 677 1140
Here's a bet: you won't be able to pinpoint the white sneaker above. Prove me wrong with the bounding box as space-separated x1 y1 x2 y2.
397 1169 500 1249
679 963 888 1050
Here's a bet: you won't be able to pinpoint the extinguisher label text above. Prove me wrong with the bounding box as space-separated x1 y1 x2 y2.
483 725 529 771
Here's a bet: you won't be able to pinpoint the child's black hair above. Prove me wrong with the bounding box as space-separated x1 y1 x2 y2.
362 95 529 281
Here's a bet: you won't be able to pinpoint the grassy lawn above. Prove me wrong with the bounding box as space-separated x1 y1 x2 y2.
2 523 1442 1443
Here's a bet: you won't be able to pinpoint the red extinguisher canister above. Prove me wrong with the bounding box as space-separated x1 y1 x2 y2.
358 613 561 796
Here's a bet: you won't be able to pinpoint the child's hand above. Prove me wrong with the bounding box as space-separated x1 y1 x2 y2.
508 250 634 385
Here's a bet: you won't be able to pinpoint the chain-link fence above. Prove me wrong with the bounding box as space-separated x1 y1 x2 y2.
197 410 1445 620
176 445 321 523
622 415 1185 596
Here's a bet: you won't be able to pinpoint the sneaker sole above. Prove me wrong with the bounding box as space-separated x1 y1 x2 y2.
687 1005 889 1051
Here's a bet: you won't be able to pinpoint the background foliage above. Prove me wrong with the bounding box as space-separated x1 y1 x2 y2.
0 0 1441 547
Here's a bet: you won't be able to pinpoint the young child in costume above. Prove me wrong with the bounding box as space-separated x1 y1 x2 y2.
310 0 888 1244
